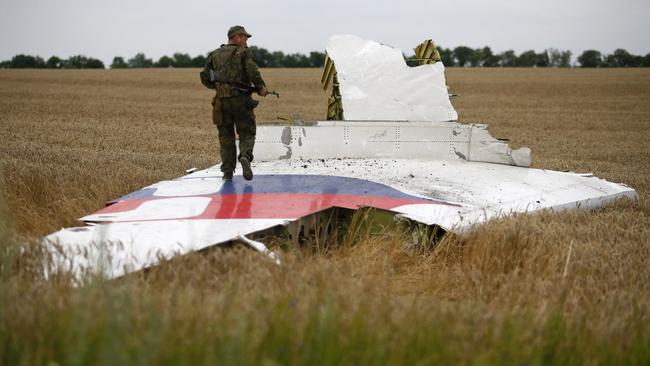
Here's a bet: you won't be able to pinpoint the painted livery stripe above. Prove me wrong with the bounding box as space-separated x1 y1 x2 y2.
94 193 444 221
113 174 445 203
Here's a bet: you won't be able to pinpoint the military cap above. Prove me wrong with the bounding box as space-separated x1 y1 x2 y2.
228 25 252 39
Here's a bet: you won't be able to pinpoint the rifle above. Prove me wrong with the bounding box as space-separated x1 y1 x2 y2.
200 69 279 98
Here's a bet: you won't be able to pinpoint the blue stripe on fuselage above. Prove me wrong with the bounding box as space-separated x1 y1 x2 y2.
111 174 432 203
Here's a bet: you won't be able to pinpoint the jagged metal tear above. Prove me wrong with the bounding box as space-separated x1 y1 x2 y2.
255 35 530 166
325 34 458 122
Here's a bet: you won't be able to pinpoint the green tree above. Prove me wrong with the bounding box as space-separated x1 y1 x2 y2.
84 58 105 69
111 56 128 69
156 55 174 68
559 50 572 67
547 49 572 67
480 47 499 67
10 54 45 68
191 55 206 67
577 50 603 67
172 52 192 67
128 53 153 68
63 55 88 68
602 54 613 67
46 56 63 69
63 55 104 69
535 51 550 67
498 50 517 67
250 46 272 67
437 47 454 66
642 53 650 67
468 48 483 67
282 53 310 67
453 46 474 67
269 51 285 67
309 51 326 67
516 50 538 67
548 48 562 67
604 48 638 67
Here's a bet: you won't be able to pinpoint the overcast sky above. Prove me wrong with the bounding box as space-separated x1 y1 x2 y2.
1 0 649 64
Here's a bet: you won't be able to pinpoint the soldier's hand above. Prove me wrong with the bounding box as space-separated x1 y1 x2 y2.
258 87 269 97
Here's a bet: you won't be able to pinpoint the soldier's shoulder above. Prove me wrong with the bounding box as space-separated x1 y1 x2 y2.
240 46 255 58
208 45 225 59
214 44 234 52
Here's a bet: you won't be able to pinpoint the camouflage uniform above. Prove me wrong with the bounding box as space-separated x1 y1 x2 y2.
205 32 266 176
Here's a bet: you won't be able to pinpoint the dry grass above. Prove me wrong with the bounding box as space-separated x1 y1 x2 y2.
1 67 649 364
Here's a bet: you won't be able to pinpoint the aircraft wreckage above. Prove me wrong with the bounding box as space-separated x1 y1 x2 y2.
45 35 638 279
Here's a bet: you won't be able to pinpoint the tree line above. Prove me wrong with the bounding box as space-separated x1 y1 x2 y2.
106 48 327 68
2 46 649 69
0 54 106 69
413 46 650 67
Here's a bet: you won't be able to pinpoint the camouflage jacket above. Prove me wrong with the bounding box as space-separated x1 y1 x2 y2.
204 44 266 98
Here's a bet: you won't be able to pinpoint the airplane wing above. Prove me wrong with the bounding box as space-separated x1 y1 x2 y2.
45 158 636 279
43 35 638 279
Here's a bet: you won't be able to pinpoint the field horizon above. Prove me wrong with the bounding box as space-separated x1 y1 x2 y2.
1 67 649 364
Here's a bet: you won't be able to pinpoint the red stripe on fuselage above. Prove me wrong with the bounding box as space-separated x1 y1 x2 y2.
94 193 440 221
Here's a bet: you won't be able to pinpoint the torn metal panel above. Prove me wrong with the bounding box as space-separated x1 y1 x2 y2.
321 55 344 120
44 159 637 279
255 121 531 167
46 218 289 279
248 159 637 231
321 55 336 91
325 35 458 122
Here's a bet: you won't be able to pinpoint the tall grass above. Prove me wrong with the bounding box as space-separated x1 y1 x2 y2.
2 205 649 365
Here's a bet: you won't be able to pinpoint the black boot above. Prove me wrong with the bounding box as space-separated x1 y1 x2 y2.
239 157 253 181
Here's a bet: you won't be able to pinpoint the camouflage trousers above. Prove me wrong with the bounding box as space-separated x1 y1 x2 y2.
212 95 257 174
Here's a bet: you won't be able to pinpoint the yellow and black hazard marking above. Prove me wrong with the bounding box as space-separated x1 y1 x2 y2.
321 55 344 120
413 39 442 65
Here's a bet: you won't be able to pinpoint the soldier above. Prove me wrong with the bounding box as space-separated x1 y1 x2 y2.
205 25 269 181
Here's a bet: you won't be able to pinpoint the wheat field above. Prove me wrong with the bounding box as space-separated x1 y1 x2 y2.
1 68 649 364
